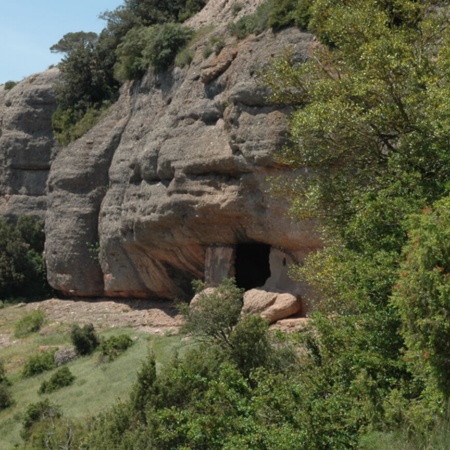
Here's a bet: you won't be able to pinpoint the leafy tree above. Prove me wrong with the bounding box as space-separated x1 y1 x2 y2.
50 31 98 55
180 278 244 348
0 217 49 299
393 197 450 399
263 0 450 437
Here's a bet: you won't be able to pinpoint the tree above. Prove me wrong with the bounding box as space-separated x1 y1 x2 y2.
263 0 450 434
50 31 98 55
393 196 450 399
180 278 244 349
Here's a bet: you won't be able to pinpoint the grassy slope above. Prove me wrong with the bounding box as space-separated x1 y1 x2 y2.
0 305 186 449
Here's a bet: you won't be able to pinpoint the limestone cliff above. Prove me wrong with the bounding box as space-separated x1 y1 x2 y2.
0 5 321 317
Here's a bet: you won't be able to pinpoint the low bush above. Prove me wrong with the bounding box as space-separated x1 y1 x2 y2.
228 0 273 39
39 366 75 394
21 399 61 441
0 383 12 410
14 309 46 338
70 323 99 356
99 334 134 361
4 80 17 90
52 104 109 146
22 351 56 378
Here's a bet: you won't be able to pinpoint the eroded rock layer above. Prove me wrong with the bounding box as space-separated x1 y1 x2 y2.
0 69 59 220
44 27 320 302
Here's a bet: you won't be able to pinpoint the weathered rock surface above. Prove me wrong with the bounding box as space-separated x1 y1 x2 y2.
44 26 321 306
0 69 59 220
242 289 302 323
0 1 321 319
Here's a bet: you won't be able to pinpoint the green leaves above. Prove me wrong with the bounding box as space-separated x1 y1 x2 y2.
393 197 450 397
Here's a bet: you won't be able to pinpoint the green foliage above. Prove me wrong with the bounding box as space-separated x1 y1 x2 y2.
0 362 12 409
50 31 98 54
228 0 273 39
202 35 225 59
52 104 109 146
70 323 99 356
22 351 56 378
0 382 12 410
14 310 46 338
21 399 61 441
175 47 194 67
393 197 450 398
99 334 134 361
4 80 17 90
269 0 313 31
180 278 244 348
38 366 75 394
0 217 49 300
261 0 450 442
115 22 193 80
51 0 207 143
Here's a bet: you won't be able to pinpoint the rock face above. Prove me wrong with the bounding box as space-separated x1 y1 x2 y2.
44 26 321 307
0 69 59 221
0 2 322 317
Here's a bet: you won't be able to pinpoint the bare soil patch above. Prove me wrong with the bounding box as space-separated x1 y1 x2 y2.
0 298 183 350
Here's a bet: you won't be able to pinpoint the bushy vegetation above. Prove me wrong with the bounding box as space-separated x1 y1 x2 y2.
51 0 206 145
228 0 313 39
22 351 56 378
99 334 134 361
4 80 17 90
0 216 50 300
81 280 300 449
14 310 46 338
38 366 75 394
262 0 450 444
0 361 12 410
70 323 99 356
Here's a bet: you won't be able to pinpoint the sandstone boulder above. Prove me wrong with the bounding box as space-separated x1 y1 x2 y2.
242 289 301 323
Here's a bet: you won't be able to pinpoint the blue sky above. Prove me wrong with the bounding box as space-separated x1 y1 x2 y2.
0 0 123 84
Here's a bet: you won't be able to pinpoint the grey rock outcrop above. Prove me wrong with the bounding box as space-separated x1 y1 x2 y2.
45 27 321 306
0 69 59 220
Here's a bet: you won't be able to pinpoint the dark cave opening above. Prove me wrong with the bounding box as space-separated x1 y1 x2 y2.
235 243 271 291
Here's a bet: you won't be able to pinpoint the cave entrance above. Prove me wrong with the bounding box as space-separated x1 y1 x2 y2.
235 243 271 291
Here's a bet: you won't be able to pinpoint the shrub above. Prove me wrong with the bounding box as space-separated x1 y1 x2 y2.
22 351 56 378
99 334 134 361
0 360 8 384
14 309 46 338
52 104 109 146
228 0 273 39
70 323 99 356
4 80 17 90
202 35 225 59
21 399 61 441
39 366 75 394
175 47 194 67
115 22 193 80
180 278 244 348
0 217 50 300
0 383 12 410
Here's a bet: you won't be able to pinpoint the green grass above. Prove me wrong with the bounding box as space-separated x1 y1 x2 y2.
0 306 188 449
